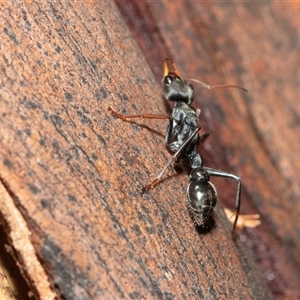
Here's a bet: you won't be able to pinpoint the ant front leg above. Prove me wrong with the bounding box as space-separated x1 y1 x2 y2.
108 107 170 122
204 167 242 238
142 126 201 194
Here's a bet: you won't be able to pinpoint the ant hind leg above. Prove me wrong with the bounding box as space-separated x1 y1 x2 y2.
204 167 242 237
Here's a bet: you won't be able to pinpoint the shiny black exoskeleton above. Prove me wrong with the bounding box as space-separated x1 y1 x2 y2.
187 168 217 228
163 71 203 169
109 59 245 236
161 59 242 233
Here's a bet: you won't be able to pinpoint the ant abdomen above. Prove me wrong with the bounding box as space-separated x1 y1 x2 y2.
187 168 217 227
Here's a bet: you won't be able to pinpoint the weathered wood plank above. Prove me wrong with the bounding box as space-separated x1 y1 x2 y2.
3 0 298 299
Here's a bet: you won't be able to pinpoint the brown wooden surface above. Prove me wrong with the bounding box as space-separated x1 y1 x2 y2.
0 1 299 299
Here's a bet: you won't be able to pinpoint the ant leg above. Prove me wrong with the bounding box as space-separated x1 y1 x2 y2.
108 107 170 121
142 125 201 194
199 132 209 145
204 167 241 237
223 208 260 231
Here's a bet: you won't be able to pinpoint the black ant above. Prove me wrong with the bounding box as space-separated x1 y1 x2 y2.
108 59 247 237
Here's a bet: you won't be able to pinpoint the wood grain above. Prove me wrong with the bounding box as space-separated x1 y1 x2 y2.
1 0 299 299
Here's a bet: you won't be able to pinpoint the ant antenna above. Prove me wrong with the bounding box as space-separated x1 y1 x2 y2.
187 78 248 92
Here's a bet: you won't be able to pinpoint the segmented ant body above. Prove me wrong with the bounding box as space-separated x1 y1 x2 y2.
109 59 246 236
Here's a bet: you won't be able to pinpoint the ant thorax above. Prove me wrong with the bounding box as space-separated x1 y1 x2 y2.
166 101 200 162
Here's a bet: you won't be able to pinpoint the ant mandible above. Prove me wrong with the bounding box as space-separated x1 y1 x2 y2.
108 59 247 238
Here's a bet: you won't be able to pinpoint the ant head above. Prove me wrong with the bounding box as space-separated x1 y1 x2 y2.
163 59 194 105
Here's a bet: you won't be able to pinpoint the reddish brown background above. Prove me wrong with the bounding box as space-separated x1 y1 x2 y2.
0 1 299 299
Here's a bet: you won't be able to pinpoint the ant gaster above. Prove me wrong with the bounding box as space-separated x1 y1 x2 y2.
109 59 247 237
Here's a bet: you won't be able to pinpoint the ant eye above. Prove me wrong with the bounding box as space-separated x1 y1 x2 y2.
163 76 172 85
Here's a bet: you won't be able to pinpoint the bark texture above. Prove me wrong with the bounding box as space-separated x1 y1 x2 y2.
0 1 299 299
